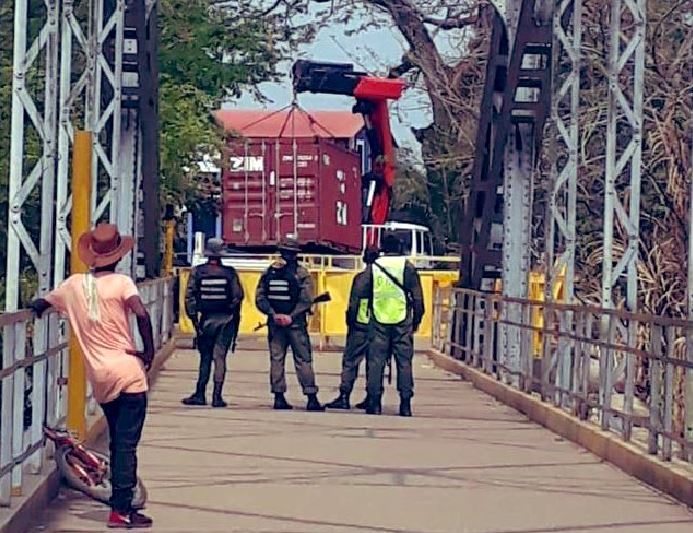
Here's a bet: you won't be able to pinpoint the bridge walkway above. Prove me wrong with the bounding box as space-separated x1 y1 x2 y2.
29 347 693 533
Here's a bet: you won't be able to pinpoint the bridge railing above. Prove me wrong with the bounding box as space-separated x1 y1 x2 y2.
432 286 693 465
0 276 175 507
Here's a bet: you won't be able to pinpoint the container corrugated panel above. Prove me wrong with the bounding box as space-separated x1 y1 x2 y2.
222 137 362 252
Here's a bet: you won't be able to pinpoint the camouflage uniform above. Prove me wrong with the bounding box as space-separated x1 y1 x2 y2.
366 257 424 416
183 256 243 407
256 255 323 410
325 268 372 409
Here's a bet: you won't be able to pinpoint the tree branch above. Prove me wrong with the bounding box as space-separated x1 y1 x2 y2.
423 13 478 30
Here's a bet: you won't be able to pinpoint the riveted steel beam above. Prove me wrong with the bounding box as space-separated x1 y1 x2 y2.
599 0 646 438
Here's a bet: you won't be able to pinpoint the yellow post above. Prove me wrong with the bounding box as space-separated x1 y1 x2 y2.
67 131 91 439
163 219 175 276
162 204 175 276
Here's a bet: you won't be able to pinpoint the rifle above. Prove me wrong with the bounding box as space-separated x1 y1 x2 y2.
229 303 242 353
254 292 332 331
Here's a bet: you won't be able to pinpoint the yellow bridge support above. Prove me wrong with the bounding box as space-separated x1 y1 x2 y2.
67 131 91 439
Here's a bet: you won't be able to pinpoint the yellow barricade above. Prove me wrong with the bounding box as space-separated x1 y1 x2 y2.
178 269 194 334
528 269 565 357
177 266 461 339
177 263 564 354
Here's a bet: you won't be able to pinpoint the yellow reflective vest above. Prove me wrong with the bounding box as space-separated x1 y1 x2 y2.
372 256 407 325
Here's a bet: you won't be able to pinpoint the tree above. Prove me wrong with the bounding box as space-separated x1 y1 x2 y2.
222 0 491 245
158 0 287 200
564 0 693 315
0 0 287 304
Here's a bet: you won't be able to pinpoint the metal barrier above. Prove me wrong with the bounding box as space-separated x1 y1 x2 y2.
432 286 693 464
178 265 460 341
0 277 175 507
185 252 462 272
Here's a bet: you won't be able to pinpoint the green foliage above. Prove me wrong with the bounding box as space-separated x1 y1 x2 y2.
159 81 223 197
159 0 281 101
158 0 284 199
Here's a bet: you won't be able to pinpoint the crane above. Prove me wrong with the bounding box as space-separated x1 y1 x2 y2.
292 60 406 243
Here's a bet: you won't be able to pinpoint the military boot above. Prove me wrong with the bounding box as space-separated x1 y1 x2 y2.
212 382 227 408
273 393 293 410
325 392 350 409
399 397 412 417
306 394 325 412
181 383 206 406
365 395 382 415
354 395 370 410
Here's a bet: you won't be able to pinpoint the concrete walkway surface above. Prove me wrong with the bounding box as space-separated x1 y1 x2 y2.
29 348 693 533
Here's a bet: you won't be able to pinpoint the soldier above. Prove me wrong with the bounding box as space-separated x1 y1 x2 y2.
182 238 244 408
325 246 380 410
255 238 324 411
366 234 424 417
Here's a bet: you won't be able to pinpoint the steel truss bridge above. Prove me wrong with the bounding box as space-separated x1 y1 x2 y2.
1 0 692 530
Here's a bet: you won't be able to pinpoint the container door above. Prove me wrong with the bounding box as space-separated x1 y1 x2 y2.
224 140 269 245
319 142 362 252
267 139 282 244
276 140 319 242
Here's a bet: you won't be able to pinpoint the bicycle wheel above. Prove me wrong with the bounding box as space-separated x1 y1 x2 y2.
55 448 147 509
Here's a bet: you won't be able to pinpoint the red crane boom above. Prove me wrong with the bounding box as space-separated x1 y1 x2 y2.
292 61 405 243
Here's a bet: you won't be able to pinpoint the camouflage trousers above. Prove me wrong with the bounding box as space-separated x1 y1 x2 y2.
366 320 414 399
196 314 236 389
338 327 370 396
268 324 319 395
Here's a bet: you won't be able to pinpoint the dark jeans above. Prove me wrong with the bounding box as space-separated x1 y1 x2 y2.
101 392 147 513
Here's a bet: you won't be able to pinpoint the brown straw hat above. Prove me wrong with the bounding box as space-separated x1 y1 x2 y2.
77 223 134 268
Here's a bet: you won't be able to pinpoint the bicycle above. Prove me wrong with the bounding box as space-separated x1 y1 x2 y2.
44 426 147 509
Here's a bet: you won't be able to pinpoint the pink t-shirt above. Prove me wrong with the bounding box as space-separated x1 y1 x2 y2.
46 272 148 404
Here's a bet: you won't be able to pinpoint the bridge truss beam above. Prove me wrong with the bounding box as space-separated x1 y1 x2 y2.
6 0 160 315
6 0 60 312
599 0 647 439
541 0 581 404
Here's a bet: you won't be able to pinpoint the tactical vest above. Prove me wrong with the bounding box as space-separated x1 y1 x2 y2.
196 265 237 314
264 265 299 315
372 257 407 325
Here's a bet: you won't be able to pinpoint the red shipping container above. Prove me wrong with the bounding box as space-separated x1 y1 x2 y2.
222 137 362 252
217 110 365 253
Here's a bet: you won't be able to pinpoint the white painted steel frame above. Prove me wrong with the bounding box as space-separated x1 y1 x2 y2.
599 0 647 439
545 0 580 305
4 0 60 493
542 0 582 404
501 121 534 388
55 0 128 286
6 0 60 311
499 0 542 387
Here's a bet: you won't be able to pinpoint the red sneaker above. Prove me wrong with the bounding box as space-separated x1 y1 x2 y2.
107 510 153 529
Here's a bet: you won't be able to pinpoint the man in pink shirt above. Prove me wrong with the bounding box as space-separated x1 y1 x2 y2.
30 223 154 529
